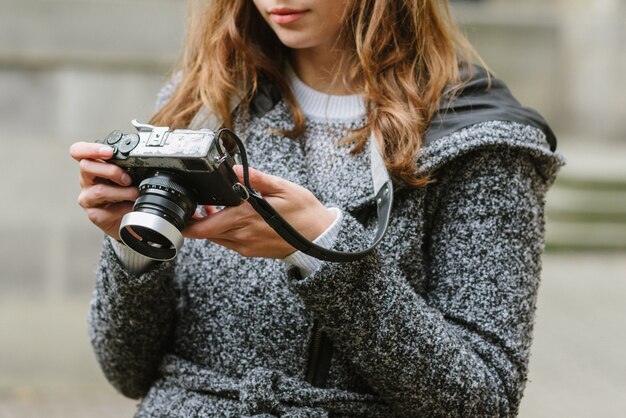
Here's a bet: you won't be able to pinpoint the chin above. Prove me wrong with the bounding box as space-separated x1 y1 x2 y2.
274 32 316 50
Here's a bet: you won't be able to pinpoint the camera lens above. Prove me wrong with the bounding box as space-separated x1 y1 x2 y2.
119 171 197 260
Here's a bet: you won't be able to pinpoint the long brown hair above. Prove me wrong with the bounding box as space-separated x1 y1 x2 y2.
151 0 482 186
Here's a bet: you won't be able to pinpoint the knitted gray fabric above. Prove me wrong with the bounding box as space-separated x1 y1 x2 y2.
88 95 564 417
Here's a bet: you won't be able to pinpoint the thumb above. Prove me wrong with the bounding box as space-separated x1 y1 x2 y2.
232 165 284 195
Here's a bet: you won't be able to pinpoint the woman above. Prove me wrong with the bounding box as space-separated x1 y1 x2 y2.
70 0 563 416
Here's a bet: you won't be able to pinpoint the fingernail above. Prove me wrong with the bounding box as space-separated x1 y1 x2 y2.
99 146 114 156
121 173 132 186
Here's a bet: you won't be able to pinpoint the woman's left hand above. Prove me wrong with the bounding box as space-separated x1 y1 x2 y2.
183 166 336 259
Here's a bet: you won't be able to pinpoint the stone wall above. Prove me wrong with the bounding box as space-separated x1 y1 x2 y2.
3 0 625 144
1 0 186 302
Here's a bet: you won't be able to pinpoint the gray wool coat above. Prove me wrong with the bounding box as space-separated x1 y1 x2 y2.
88 83 564 417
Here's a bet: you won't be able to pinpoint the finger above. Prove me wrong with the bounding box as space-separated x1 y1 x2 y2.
70 141 115 161
203 236 257 258
202 205 219 216
183 213 233 239
78 183 139 209
232 165 285 195
191 209 204 220
84 202 134 240
191 205 219 220
209 232 294 259
79 159 133 187
183 205 250 239
85 203 132 224
206 237 239 250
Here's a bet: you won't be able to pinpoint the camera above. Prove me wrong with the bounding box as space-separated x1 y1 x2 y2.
96 120 247 261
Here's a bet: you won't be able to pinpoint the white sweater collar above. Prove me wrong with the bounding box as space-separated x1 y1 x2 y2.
287 66 366 121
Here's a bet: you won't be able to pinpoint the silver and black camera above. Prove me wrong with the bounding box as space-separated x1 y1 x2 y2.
96 120 246 261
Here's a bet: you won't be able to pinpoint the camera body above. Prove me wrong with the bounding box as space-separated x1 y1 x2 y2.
98 120 242 207
96 120 245 261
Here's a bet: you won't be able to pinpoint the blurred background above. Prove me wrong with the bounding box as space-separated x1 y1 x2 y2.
1 0 624 416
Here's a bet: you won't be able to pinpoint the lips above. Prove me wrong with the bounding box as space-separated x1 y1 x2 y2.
269 7 309 24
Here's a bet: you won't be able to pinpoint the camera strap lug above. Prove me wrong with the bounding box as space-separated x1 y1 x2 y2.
232 182 250 201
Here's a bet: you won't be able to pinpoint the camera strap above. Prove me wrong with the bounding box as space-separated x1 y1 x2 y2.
212 128 393 262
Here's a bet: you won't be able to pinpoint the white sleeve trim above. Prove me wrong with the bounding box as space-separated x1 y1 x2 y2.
282 207 342 277
108 236 157 276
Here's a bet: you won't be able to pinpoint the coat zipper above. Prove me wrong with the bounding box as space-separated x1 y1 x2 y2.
305 318 333 387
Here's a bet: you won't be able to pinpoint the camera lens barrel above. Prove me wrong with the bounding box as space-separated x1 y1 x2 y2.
119 171 198 261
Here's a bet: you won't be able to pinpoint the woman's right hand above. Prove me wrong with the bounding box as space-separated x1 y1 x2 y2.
69 142 139 240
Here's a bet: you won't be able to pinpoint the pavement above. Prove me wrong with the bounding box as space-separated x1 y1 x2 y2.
1 252 624 418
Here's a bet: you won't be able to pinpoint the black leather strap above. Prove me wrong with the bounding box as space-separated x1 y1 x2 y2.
216 129 393 263
246 181 392 262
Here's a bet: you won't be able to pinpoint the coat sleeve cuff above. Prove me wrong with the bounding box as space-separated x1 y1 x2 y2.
108 236 158 276
282 207 342 277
